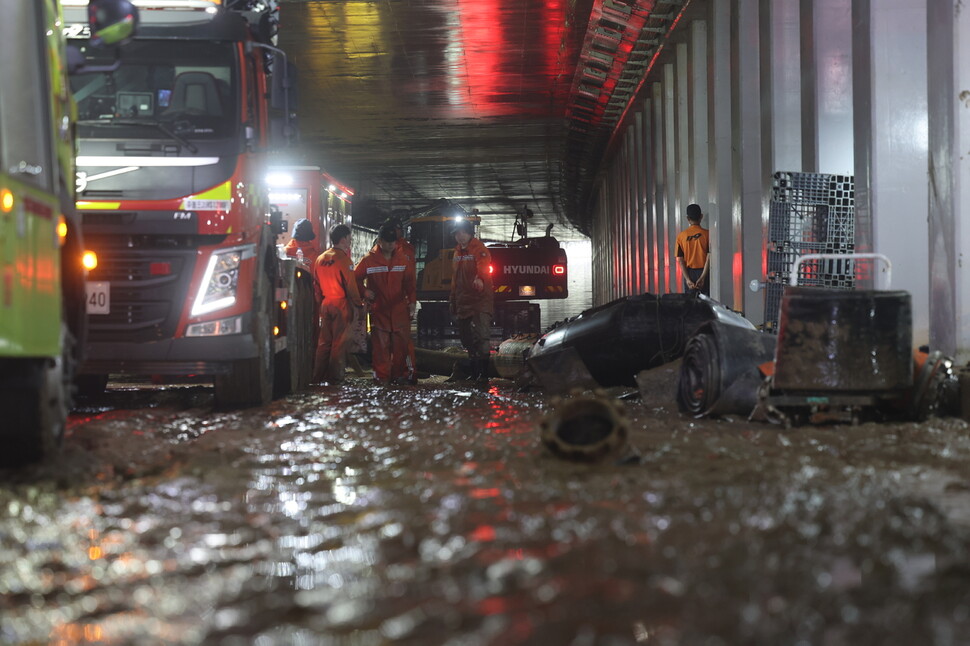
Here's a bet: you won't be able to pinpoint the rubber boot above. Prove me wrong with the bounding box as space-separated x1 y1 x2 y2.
474 357 490 386
445 359 471 383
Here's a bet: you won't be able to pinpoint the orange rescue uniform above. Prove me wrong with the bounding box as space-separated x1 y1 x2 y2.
450 237 493 363
449 237 493 319
284 238 321 263
397 237 418 380
355 246 416 381
312 247 363 383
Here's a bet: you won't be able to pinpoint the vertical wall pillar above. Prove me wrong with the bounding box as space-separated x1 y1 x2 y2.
800 0 818 171
627 133 637 295
634 111 645 294
802 0 852 175
612 172 621 299
851 0 873 255
652 83 665 293
628 127 640 294
676 42 691 281
709 0 736 308
690 20 711 278
662 63 678 292
766 0 802 172
735 0 765 321
640 100 656 294
627 131 636 294
927 0 969 360
662 66 678 292
619 137 629 296
854 0 930 346
604 178 613 301
590 214 597 304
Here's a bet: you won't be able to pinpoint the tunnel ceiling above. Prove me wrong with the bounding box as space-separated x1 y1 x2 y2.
276 0 688 240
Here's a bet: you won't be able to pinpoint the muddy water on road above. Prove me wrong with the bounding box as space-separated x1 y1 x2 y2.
3 377 970 645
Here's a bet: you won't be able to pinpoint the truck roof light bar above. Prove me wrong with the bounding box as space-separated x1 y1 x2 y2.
64 0 221 7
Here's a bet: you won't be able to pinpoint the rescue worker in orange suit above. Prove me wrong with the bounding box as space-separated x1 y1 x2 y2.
355 223 417 383
284 218 321 265
389 217 418 384
449 218 493 384
675 203 711 296
312 223 364 384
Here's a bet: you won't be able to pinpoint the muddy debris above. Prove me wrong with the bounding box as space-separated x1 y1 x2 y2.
2 375 970 644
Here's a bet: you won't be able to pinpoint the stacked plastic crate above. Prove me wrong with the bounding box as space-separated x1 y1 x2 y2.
764 171 855 331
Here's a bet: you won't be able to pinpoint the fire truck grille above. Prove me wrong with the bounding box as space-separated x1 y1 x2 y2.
85 249 198 343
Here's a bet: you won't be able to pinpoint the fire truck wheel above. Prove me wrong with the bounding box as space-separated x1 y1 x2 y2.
0 323 73 467
214 281 275 408
75 374 109 398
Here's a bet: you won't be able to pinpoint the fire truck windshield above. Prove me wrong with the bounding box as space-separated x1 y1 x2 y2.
70 40 238 140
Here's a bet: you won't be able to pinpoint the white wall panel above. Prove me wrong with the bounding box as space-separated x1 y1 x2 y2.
926 0 970 361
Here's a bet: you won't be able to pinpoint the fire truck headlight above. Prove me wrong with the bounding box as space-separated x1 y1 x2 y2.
192 246 250 316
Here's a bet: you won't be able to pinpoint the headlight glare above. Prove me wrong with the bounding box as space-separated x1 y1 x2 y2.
191 246 251 316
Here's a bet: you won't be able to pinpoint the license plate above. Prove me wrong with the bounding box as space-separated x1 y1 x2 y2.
85 281 110 315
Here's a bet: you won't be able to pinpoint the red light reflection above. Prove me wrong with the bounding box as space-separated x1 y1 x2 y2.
456 0 567 117
470 487 501 499
469 525 496 542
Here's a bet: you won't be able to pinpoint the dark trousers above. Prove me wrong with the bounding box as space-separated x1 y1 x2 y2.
457 311 492 358
683 267 710 296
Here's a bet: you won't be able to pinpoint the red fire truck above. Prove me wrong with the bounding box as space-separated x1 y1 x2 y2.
267 166 354 253
64 0 316 407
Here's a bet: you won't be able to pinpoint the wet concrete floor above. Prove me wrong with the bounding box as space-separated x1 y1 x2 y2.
3 368 970 645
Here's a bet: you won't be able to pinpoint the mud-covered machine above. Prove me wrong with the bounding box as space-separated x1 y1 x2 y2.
404 200 568 339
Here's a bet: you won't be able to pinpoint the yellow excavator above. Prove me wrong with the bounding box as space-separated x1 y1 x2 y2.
399 199 568 338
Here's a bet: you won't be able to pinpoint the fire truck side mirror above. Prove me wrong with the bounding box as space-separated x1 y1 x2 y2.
88 0 138 47
270 55 298 111
269 206 286 236
269 54 299 147
67 0 139 76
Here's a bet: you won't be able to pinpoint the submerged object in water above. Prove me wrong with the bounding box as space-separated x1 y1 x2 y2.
540 392 630 461
493 335 538 380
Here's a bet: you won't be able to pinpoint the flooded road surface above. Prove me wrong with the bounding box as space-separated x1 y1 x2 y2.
3 371 970 645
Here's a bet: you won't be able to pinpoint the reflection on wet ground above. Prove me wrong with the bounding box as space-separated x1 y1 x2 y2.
3 374 970 645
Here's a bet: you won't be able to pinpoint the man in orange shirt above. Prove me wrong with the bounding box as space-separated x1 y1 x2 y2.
312 223 364 384
449 218 493 384
355 223 417 383
675 203 711 296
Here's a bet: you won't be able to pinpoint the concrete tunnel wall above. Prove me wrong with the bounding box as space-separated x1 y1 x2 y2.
588 0 970 364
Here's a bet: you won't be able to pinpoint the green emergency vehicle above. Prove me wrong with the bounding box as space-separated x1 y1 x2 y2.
0 0 135 466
